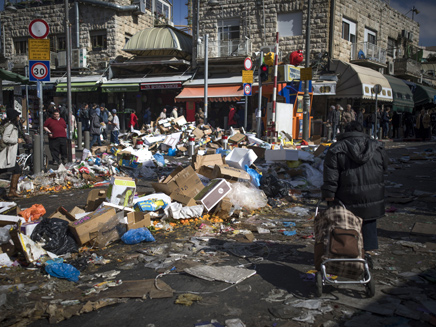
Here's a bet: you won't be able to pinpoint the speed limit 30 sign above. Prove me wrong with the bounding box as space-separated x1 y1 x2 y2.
29 60 50 81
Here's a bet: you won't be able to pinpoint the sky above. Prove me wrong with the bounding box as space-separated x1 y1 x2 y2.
389 0 436 47
1 0 434 46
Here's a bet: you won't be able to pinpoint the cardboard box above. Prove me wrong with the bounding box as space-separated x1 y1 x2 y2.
91 145 108 156
70 206 85 218
20 221 40 236
86 189 108 211
106 177 136 207
163 132 182 149
174 115 187 127
92 211 126 248
48 207 75 223
127 212 152 230
212 165 251 182
151 166 204 198
192 128 204 139
170 192 198 207
247 146 266 159
225 148 257 169
265 149 299 161
69 206 117 246
195 179 232 211
192 154 225 171
197 165 216 179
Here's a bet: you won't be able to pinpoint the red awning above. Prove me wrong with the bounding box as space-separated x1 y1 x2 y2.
175 85 243 102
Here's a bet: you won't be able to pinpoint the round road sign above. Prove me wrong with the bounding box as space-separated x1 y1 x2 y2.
243 83 252 96
29 19 50 39
244 57 253 70
30 62 49 80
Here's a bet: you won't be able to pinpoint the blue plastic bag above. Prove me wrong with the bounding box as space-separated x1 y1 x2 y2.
216 148 230 156
45 263 80 282
244 165 262 187
153 153 166 167
121 228 155 245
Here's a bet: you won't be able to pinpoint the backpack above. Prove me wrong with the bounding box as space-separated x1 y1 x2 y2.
0 122 12 152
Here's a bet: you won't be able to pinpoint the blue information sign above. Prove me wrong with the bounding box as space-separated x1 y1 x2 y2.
29 60 50 82
243 83 252 96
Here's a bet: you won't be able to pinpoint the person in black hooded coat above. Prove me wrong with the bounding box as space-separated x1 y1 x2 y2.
321 121 388 255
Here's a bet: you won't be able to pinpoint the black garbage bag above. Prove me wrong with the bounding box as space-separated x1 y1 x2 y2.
31 218 78 255
260 174 289 198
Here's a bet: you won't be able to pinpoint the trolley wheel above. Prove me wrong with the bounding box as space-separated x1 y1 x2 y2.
365 277 375 298
315 271 323 297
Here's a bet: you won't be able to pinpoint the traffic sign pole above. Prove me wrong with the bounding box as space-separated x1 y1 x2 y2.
257 51 263 139
38 81 44 171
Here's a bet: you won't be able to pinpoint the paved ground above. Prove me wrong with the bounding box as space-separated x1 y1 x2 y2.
1 141 436 327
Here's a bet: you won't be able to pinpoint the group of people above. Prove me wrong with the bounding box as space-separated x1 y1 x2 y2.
326 104 435 141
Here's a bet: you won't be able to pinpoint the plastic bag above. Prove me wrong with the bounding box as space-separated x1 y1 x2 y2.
153 153 166 167
31 218 78 255
164 203 204 220
18 204 46 222
0 225 12 245
299 163 323 188
227 182 268 211
121 228 155 245
244 164 262 187
134 199 168 212
45 263 80 282
260 174 289 198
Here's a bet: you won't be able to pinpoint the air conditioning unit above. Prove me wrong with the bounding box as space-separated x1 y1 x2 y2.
72 48 87 68
50 52 57 69
388 61 395 75
57 51 66 68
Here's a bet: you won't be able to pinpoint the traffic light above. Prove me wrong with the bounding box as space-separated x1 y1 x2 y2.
260 64 268 82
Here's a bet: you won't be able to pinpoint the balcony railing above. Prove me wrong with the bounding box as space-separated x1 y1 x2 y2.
351 42 387 64
198 39 252 59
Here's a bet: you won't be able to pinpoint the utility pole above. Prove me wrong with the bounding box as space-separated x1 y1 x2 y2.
65 0 73 161
256 51 263 138
302 0 312 140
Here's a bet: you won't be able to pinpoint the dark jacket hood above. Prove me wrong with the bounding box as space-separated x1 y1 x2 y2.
333 131 382 165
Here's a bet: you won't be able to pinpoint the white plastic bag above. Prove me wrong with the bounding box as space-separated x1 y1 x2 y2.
227 182 267 211
164 202 204 220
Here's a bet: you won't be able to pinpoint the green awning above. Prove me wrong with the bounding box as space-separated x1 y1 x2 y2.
56 82 99 93
0 68 31 84
2 86 14 91
101 83 139 93
384 75 414 113
413 84 436 107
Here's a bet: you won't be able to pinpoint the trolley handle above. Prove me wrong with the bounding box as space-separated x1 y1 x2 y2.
315 199 346 217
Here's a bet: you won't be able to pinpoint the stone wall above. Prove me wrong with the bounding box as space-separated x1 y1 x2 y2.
198 0 419 64
1 0 153 73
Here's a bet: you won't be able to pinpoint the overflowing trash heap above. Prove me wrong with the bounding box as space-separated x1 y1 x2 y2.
0 115 331 325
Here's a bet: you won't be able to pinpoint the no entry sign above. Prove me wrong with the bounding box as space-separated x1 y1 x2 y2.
29 60 50 81
28 19 50 39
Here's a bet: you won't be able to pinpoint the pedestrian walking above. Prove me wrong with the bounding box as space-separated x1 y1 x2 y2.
0 108 25 198
416 108 431 140
228 105 238 128
382 107 391 139
331 104 341 141
322 121 388 266
159 108 167 119
391 111 402 139
143 107 151 125
80 103 90 131
89 108 102 148
43 110 68 166
110 109 120 145
195 107 205 126
128 110 138 132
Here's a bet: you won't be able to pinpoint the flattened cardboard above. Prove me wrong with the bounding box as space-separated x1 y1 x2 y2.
0 202 19 216
69 207 117 246
212 165 251 182
151 166 204 198
197 165 215 179
192 128 204 139
192 154 224 171
314 145 327 157
174 115 187 127
86 189 108 211
127 212 152 230
195 179 232 211
229 133 246 144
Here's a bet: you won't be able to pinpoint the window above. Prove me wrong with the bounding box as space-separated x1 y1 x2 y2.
342 18 356 43
218 19 240 56
387 38 396 57
14 38 27 55
90 30 107 51
156 0 170 19
49 35 66 52
145 0 152 11
277 12 303 37
364 28 377 45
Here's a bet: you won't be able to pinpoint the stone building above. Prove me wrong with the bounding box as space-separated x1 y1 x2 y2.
0 0 159 76
185 0 422 134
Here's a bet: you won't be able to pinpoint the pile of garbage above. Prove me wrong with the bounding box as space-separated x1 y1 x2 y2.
12 116 328 197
